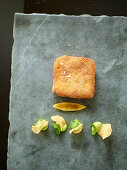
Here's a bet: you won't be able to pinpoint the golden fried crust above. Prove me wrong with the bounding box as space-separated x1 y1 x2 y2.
52 55 95 99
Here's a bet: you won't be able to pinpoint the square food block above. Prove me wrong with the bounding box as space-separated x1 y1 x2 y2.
52 55 95 99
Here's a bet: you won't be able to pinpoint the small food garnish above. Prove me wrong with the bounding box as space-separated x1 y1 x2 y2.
69 119 83 134
32 118 48 134
91 121 102 135
69 119 80 129
98 124 112 140
51 115 67 135
52 123 61 135
53 102 86 111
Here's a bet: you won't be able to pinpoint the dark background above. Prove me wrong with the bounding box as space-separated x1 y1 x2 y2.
1 0 127 169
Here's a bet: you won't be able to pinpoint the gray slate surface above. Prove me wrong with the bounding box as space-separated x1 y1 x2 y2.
8 13 127 170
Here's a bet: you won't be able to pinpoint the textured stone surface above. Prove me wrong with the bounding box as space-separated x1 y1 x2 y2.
8 13 127 170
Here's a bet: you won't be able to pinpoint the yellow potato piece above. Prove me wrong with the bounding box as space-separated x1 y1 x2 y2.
53 102 86 111
69 124 83 134
51 115 66 131
98 124 112 140
32 120 48 134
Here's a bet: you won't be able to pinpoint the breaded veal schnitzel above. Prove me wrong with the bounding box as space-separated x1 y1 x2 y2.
52 55 95 99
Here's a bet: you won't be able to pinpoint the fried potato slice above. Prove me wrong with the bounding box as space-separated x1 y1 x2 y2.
69 124 83 134
51 115 66 131
32 120 48 134
98 124 112 140
53 102 86 111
